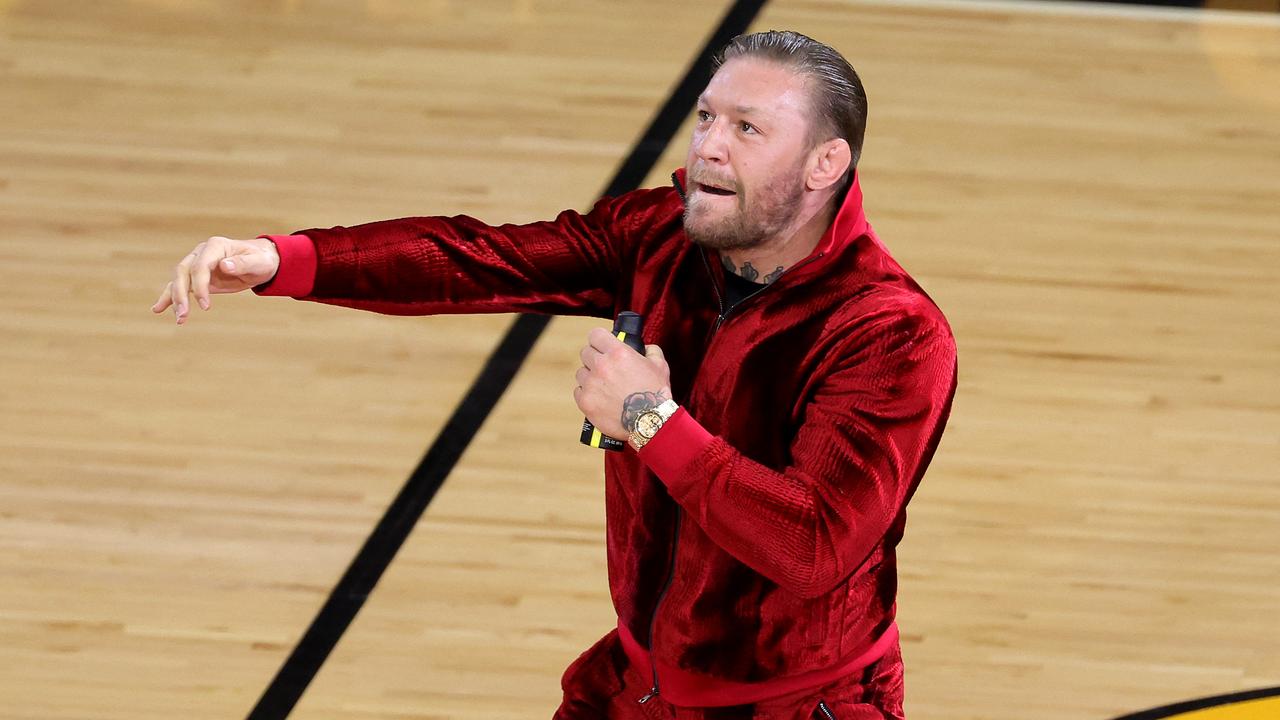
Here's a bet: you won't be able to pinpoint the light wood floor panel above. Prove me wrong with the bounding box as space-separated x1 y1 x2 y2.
289 315 627 719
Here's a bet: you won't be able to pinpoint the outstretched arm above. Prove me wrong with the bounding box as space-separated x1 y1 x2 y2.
154 185 675 324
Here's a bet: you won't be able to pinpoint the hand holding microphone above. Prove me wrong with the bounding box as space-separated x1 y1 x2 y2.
574 312 672 451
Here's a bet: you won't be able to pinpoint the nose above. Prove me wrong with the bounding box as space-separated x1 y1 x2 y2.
693 117 729 165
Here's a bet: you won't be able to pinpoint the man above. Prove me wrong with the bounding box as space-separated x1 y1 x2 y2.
153 31 957 720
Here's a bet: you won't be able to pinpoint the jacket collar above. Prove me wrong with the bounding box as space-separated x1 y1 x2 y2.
671 166 870 282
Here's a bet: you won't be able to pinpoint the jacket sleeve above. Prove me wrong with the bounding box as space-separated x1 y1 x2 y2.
637 301 958 599
250 188 670 318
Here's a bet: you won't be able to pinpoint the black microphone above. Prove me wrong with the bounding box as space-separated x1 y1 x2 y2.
580 311 645 451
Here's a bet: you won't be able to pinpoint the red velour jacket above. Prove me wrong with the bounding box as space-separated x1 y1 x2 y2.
252 167 958 707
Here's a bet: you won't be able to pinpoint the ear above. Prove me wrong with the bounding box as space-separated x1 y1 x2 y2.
805 138 852 192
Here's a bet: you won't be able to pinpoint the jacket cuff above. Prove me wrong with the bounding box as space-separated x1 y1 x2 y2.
637 407 715 496
251 234 316 297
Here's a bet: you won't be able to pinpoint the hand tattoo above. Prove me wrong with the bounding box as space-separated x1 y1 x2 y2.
621 390 670 433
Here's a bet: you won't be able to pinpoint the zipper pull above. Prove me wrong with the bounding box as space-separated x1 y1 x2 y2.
638 686 659 704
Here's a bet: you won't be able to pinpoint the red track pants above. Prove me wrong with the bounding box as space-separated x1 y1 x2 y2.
553 629 906 720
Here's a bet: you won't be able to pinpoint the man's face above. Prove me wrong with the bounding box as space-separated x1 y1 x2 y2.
683 57 817 251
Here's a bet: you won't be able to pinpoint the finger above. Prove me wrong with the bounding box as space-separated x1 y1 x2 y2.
191 238 226 310
152 282 174 313
171 266 188 323
588 326 623 353
645 344 669 374
574 366 589 388
172 246 201 323
579 343 600 371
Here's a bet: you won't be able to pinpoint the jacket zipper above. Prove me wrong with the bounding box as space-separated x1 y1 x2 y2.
637 172 693 707
636 253 805 706
637 505 681 705
700 248 728 331
638 173 822 705
697 245 823 332
817 700 837 719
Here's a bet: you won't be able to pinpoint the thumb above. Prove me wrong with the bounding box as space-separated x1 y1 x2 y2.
218 256 260 277
645 344 666 366
221 246 276 283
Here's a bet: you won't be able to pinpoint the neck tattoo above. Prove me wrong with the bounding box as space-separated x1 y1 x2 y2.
721 255 785 284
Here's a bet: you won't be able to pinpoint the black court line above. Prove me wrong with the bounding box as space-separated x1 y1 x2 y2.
1110 685 1280 720
244 1 768 718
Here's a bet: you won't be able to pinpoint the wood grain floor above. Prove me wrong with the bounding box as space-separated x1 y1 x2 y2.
0 1 1277 719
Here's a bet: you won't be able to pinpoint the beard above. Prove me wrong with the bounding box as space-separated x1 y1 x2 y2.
682 162 806 251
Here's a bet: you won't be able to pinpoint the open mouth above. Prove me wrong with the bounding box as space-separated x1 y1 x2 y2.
696 182 736 197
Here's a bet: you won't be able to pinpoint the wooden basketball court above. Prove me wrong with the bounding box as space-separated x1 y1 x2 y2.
1 1 1277 718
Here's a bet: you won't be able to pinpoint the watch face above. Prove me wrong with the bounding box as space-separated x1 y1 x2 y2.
636 411 663 438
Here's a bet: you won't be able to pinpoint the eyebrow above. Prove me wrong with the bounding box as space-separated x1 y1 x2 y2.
696 95 764 117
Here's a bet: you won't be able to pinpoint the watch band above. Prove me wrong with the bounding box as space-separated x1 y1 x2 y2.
629 399 680 451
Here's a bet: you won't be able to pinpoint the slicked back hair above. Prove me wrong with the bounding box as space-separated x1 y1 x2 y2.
713 30 867 180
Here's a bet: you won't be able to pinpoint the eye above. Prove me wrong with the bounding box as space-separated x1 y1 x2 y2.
739 121 757 134
696 109 712 122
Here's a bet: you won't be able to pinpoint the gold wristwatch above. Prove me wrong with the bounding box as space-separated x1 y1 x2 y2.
628 399 680 451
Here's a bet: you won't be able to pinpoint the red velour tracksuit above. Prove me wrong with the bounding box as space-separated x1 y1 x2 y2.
252 167 958 719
